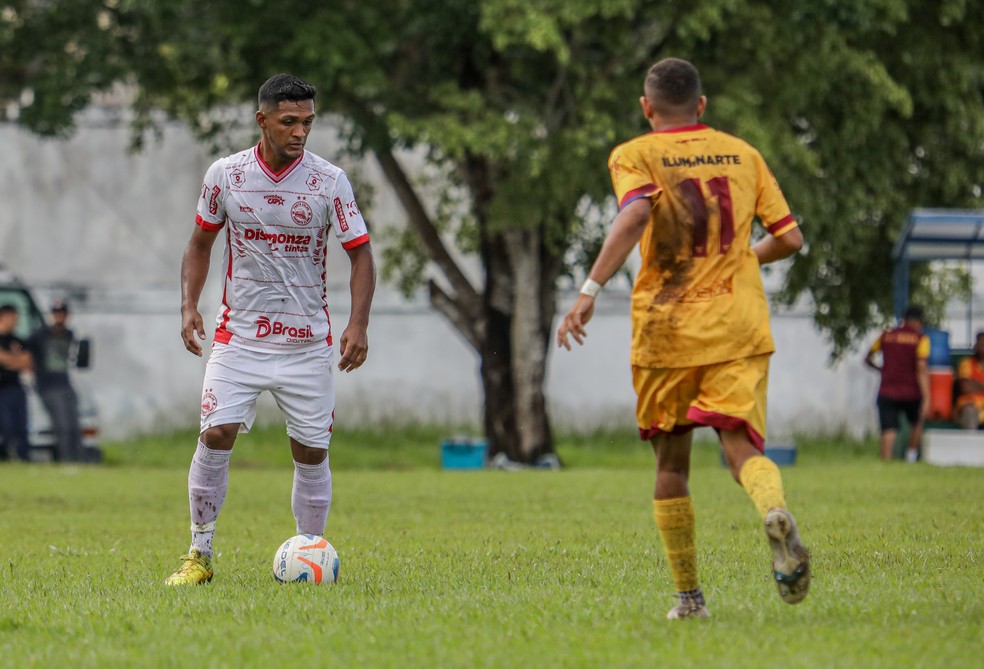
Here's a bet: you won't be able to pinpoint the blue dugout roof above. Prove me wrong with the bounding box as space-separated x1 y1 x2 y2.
893 208 984 320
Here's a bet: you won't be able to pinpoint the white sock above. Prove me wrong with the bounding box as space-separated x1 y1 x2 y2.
187 440 231 558
292 457 332 536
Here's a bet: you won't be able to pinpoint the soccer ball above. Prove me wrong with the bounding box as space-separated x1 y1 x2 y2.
272 534 340 584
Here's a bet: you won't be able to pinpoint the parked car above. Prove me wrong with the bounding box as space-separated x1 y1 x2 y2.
0 269 101 462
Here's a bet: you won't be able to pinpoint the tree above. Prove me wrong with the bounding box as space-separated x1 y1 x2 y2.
3 0 982 458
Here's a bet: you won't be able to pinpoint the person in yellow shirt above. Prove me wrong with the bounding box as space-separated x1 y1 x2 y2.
954 331 984 430
558 57 807 619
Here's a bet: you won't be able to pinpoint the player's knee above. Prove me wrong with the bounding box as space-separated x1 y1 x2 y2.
200 424 238 450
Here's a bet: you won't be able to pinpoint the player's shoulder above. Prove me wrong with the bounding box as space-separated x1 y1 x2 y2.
205 147 254 176
300 151 345 180
701 127 764 160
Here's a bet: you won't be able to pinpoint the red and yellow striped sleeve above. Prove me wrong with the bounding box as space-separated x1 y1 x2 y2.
608 141 661 210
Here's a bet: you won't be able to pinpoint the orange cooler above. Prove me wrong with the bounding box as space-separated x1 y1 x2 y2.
928 367 954 421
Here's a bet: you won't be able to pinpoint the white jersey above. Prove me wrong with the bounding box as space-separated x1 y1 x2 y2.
195 144 370 352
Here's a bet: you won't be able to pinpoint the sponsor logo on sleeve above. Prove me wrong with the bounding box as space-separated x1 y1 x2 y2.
208 186 221 215
345 200 361 220
291 200 314 226
306 173 322 191
334 197 349 232
231 169 246 188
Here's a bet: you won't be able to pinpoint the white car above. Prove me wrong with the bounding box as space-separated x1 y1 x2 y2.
0 271 101 462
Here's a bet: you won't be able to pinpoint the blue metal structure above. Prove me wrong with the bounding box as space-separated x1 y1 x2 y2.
892 209 984 323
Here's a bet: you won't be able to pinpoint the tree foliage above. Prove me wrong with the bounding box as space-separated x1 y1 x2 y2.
3 0 982 358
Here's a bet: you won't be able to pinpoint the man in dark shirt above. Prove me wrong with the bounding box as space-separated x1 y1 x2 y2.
26 300 83 462
864 305 931 461
0 304 32 461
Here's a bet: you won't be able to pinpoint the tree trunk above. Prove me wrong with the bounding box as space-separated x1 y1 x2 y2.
478 224 560 464
373 143 562 464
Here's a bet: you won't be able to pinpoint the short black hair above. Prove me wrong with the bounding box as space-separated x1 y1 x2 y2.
644 58 702 117
258 74 316 111
0 304 17 315
903 305 925 322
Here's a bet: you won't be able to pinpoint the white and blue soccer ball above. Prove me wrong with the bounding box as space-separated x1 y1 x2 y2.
272 534 339 584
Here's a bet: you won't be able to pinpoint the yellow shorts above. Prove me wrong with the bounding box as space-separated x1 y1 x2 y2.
632 353 770 449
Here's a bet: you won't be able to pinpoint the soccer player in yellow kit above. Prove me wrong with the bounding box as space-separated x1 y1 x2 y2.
558 58 809 619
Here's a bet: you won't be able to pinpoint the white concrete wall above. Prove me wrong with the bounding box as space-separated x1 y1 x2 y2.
0 115 908 442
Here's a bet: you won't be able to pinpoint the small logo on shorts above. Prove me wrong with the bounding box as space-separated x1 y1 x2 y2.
202 391 218 417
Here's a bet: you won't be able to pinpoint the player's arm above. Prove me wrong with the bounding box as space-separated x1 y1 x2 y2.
864 337 882 372
180 224 221 357
557 198 651 350
338 242 376 373
0 342 31 371
917 357 930 419
753 226 803 265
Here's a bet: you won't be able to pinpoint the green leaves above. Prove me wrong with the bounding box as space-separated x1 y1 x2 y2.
3 0 981 358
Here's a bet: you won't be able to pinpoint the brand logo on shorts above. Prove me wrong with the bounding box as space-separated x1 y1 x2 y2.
255 316 315 341
265 194 286 206
201 391 218 417
291 200 314 226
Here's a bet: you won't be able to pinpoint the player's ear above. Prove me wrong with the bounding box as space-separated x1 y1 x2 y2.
695 95 707 119
639 96 653 120
255 110 266 129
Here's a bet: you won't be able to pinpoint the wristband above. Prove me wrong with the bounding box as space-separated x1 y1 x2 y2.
580 278 602 298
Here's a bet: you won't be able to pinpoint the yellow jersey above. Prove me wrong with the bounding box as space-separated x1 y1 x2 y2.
608 124 798 368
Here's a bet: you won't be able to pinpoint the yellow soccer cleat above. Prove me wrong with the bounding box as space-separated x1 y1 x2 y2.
765 508 810 604
164 549 214 585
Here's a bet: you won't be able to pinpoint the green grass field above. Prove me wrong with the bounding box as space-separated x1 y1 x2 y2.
1 427 981 668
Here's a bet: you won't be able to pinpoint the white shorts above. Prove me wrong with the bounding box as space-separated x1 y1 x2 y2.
200 343 335 449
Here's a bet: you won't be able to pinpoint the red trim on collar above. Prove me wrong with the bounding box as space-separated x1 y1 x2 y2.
650 123 711 134
254 143 303 183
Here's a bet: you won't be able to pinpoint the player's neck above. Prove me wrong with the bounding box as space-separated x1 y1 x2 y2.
650 117 701 132
257 140 292 174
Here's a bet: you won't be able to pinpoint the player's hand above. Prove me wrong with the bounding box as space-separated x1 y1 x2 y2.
338 325 368 372
556 295 596 351
181 307 207 357
920 399 931 419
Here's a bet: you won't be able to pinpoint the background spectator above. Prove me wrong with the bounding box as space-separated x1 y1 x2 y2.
0 304 32 461
26 300 84 462
954 331 984 430
864 305 930 462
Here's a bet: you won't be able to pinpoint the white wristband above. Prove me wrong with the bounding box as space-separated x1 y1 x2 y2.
580 278 602 298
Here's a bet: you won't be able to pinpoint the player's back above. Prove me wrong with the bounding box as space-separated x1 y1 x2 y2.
608 125 797 368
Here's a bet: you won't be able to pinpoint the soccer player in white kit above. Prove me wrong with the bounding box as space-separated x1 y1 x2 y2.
165 74 376 585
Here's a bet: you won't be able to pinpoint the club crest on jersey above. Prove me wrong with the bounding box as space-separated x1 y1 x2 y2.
231 169 246 188
265 194 286 206
333 197 349 232
201 391 218 417
292 200 314 226
306 173 322 191
255 316 314 341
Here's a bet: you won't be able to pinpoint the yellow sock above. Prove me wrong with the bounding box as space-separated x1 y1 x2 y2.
739 455 787 520
653 497 699 593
